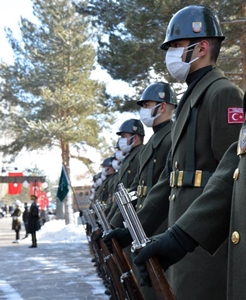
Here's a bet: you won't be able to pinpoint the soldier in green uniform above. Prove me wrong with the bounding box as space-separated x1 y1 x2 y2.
104 5 244 300
107 119 145 224
128 82 178 299
133 82 177 214
133 91 246 300
109 82 177 229
96 157 116 208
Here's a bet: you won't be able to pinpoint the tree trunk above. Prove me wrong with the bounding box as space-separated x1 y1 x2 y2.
61 141 74 225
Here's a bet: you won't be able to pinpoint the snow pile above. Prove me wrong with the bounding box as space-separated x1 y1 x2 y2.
36 218 86 243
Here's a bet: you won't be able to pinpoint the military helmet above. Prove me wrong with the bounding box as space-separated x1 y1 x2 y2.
161 5 225 50
101 157 114 167
116 119 145 136
137 82 177 107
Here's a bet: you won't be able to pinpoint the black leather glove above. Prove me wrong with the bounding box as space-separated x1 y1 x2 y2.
103 227 133 253
132 224 197 286
79 210 83 217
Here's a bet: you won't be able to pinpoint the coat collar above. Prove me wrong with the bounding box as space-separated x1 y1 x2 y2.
172 68 225 155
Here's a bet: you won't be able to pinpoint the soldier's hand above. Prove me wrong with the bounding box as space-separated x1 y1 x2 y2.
103 227 132 253
132 224 197 286
93 229 103 250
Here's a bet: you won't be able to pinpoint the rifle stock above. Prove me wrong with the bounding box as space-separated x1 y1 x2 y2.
146 256 176 300
97 231 126 300
84 208 125 300
114 183 176 300
93 200 144 300
111 237 145 300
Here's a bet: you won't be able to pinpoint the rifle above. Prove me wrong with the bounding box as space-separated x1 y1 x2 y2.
114 183 176 300
83 209 101 270
93 199 145 300
84 207 126 300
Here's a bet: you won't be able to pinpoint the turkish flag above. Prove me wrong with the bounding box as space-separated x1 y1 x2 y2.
29 182 42 198
8 172 23 195
228 107 244 124
38 192 49 210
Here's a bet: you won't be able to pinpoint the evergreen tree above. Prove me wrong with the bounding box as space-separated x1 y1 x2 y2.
74 0 246 110
0 0 115 223
0 0 115 170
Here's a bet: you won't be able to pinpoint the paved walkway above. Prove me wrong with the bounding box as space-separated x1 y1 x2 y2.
0 217 109 300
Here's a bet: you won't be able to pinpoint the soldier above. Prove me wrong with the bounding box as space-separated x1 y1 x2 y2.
96 157 116 209
104 5 243 300
22 203 29 239
126 82 178 299
133 91 246 300
28 195 40 248
107 119 145 224
109 83 177 229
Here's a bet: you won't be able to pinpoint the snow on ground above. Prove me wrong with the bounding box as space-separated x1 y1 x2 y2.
20 212 87 245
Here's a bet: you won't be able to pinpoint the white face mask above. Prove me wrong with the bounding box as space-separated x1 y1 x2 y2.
101 167 107 176
139 103 161 127
96 178 103 186
115 150 127 162
30 200 34 204
118 136 135 153
165 43 199 81
101 173 107 181
112 159 121 170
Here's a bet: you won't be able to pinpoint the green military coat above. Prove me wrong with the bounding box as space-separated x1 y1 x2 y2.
108 144 144 227
96 172 116 204
136 67 243 300
131 121 172 214
103 172 119 216
176 135 245 300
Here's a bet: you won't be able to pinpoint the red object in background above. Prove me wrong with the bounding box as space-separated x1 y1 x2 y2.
38 191 49 210
29 182 42 198
8 172 23 195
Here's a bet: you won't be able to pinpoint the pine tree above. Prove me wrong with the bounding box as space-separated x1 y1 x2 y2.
0 0 115 223
74 0 246 110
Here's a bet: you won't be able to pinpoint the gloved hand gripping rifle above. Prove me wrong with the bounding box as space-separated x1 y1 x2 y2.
114 183 176 300
93 200 144 300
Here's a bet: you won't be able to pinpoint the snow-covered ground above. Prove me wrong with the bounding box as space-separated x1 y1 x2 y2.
0 214 109 300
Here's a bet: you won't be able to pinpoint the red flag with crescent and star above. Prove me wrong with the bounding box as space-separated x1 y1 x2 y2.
8 172 23 195
228 107 244 124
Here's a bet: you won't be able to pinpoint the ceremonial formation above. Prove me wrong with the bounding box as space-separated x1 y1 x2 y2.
80 5 245 300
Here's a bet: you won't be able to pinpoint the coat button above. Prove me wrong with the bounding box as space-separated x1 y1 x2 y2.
231 231 240 244
175 161 178 169
169 194 175 201
154 159 156 163
233 168 240 180
128 170 131 174
138 204 142 209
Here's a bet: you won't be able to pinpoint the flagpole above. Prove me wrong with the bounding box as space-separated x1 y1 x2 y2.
62 165 84 223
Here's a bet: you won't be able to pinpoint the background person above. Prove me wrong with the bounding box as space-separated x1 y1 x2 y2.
22 202 29 239
11 200 22 243
28 195 40 248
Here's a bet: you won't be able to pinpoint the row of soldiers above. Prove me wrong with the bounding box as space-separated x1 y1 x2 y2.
82 5 246 300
